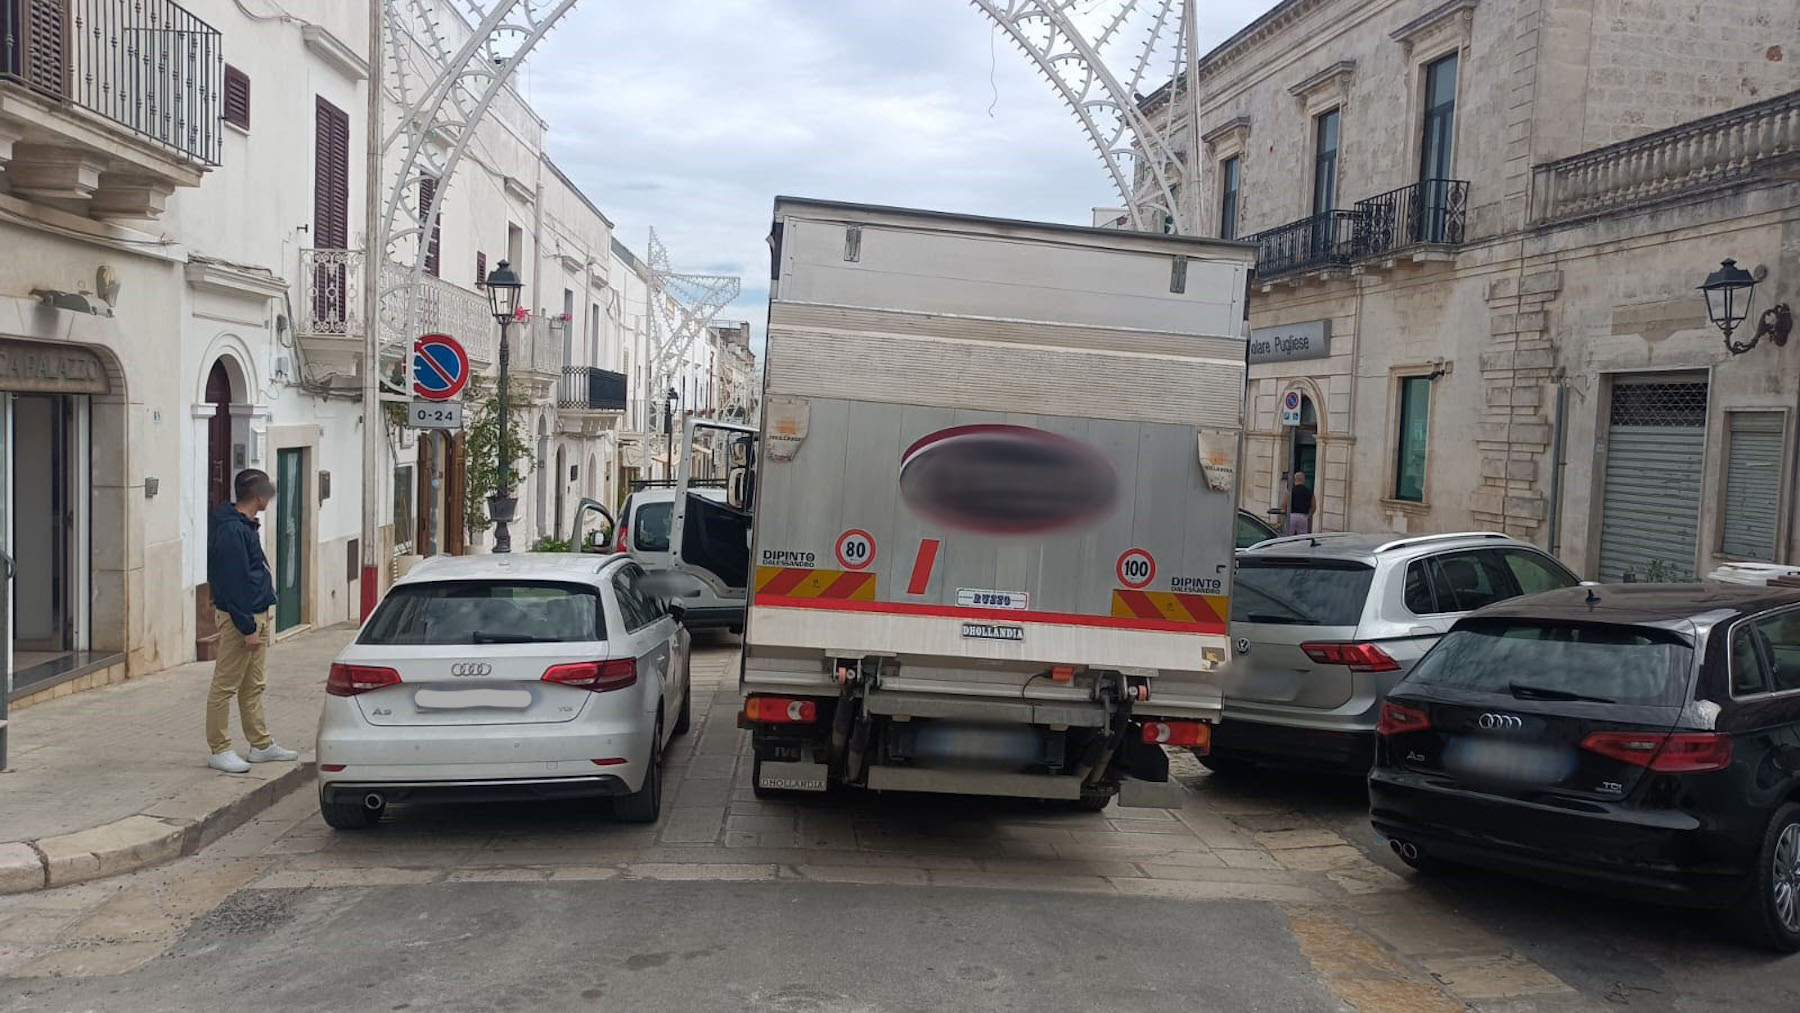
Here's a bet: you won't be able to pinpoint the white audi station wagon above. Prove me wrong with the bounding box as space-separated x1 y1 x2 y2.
316 553 691 829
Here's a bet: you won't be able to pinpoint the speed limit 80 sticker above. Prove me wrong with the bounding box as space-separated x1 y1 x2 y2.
1115 548 1156 589
835 529 876 571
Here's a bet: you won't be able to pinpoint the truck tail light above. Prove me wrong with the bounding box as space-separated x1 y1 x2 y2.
1582 731 1732 773
1302 642 1401 672
1376 700 1431 736
326 663 401 697
744 696 817 724
1142 720 1210 749
542 659 638 692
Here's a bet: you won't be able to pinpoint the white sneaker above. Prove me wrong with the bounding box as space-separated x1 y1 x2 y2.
247 743 300 763
209 750 251 774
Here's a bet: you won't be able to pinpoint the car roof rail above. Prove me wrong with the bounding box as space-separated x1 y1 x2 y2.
1244 532 1367 551
1372 531 1511 554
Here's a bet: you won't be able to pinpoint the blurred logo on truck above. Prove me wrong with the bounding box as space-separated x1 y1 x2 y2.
899 424 1118 534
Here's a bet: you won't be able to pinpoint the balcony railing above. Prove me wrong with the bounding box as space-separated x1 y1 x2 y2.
2 0 223 165
298 249 497 364
517 318 563 376
1531 88 1800 225
1248 179 1469 282
559 366 628 412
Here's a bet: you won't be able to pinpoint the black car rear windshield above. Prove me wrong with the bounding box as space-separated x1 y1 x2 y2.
1405 620 1693 705
1231 559 1373 626
360 581 604 645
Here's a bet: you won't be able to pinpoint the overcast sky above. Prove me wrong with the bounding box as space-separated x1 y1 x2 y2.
523 1 1265 350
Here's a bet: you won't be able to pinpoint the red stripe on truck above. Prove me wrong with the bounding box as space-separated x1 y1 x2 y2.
906 539 941 595
751 594 1227 635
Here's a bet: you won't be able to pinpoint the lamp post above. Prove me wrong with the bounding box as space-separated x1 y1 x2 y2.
485 260 524 552
1701 258 1792 356
663 386 680 481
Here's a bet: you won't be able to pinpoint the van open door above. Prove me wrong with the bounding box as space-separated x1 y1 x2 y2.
669 418 757 598
565 498 616 554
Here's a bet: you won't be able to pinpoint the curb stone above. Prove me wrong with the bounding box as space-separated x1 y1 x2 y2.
0 761 314 895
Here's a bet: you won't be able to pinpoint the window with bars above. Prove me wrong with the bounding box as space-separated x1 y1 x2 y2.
1609 382 1709 427
223 65 250 131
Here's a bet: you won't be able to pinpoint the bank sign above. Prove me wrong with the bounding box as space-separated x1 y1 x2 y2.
1247 320 1331 364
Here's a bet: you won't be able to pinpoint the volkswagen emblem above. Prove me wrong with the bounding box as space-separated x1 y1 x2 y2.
450 662 492 677
1236 638 1251 655
1477 712 1524 731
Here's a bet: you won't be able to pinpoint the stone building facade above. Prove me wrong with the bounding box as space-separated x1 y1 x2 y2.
1128 0 1798 579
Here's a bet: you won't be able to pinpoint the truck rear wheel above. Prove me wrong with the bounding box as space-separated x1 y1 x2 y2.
1071 791 1112 812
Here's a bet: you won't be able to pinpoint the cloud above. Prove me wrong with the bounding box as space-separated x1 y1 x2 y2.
523 1 1266 353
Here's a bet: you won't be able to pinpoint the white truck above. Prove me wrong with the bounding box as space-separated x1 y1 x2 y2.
679 198 1253 809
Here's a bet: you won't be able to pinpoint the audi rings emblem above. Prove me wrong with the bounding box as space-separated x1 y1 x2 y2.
450 662 492 677
1477 712 1524 730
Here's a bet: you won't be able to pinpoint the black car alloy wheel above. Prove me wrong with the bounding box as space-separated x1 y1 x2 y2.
1739 803 1800 952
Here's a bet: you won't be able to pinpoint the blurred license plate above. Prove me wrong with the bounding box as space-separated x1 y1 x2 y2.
1443 737 1576 784
414 688 532 710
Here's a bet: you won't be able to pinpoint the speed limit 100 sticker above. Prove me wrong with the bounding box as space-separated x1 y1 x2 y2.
835 529 876 570
1115 548 1156 589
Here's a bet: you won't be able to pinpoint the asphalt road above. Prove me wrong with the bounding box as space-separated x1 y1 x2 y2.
1202 766 1800 1010
0 881 1342 1012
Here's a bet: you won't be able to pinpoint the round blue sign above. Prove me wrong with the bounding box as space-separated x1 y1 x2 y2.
412 333 468 401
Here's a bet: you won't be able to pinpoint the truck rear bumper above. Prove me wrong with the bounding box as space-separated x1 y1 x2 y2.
741 672 1222 724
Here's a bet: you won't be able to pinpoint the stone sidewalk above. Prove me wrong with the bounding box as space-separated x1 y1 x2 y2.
0 625 355 894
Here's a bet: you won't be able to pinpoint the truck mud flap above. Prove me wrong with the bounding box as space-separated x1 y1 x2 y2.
1117 776 1188 809
756 760 830 793
865 767 1082 800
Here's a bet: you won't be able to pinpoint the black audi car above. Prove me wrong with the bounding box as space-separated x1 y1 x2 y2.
1368 583 1800 951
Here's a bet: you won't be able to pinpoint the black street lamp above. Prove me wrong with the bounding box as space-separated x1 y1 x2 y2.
485 259 524 552
1701 258 1792 356
663 386 680 481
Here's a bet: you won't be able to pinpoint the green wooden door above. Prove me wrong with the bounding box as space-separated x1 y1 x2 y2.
275 449 305 631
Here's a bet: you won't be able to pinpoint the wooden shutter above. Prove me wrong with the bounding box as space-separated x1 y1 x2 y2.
418 175 441 277
475 251 486 290
313 97 350 248
223 65 251 130
11 0 69 101
446 433 467 555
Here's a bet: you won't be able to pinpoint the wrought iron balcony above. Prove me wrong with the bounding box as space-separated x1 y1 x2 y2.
1531 88 1800 225
3 0 222 165
297 249 498 381
559 366 627 412
1248 179 1470 283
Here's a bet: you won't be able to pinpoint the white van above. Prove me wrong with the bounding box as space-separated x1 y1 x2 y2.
614 484 746 632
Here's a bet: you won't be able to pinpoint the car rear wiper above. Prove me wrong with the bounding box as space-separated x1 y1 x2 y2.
1508 681 1614 704
471 631 544 644
1241 613 1310 625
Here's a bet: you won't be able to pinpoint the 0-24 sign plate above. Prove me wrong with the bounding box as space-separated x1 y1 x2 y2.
407 400 463 430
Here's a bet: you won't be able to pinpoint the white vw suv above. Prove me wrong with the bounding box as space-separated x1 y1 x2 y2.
316 553 691 829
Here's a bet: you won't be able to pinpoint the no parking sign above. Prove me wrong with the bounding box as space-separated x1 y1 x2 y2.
413 333 469 402
1280 389 1304 427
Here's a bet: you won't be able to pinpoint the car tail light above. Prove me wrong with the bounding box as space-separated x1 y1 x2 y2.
1302 642 1401 672
326 663 402 697
743 696 818 724
542 659 637 692
320 764 347 772
612 522 629 554
1377 700 1431 736
1142 720 1211 748
1582 731 1732 773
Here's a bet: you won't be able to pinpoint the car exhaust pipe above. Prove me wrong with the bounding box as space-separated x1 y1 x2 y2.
363 793 385 811
1389 839 1403 857
1398 841 1420 862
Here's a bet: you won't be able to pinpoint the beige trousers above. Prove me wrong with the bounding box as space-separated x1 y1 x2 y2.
207 609 274 755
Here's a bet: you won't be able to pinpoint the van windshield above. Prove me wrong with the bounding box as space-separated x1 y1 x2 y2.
1405 620 1693 705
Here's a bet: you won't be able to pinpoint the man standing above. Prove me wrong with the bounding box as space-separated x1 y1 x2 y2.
1284 470 1316 536
206 468 300 773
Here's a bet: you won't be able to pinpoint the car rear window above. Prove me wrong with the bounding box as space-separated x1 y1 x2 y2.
1405 620 1693 705
360 581 604 645
632 501 672 552
1231 559 1373 626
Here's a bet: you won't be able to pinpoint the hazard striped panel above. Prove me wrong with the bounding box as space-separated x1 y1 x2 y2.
755 566 876 601
1109 589 1228 630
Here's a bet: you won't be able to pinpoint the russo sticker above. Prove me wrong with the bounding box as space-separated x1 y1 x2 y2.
956 588 1029 610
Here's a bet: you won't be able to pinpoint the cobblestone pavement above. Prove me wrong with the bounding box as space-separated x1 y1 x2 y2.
5 639 1788 1009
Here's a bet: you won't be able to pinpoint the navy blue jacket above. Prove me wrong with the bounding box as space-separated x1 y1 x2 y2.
209 502 277 635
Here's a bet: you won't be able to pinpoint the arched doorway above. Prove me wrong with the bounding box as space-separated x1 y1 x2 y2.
1287 393 1319 490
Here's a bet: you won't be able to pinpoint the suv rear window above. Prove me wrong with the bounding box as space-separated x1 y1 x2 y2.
1405 620 1692 705
632 501 672 552
1232 559 1374 626
360 581 604 645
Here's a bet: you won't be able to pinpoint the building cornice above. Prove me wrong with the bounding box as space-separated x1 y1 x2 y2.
1200 116 1253 154
301 26 368 82
1389 0 1479 53
1288 60 1357 104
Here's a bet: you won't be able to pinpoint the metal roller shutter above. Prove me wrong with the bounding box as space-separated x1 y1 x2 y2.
1720 412 1785 561
1599 380 1707 582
